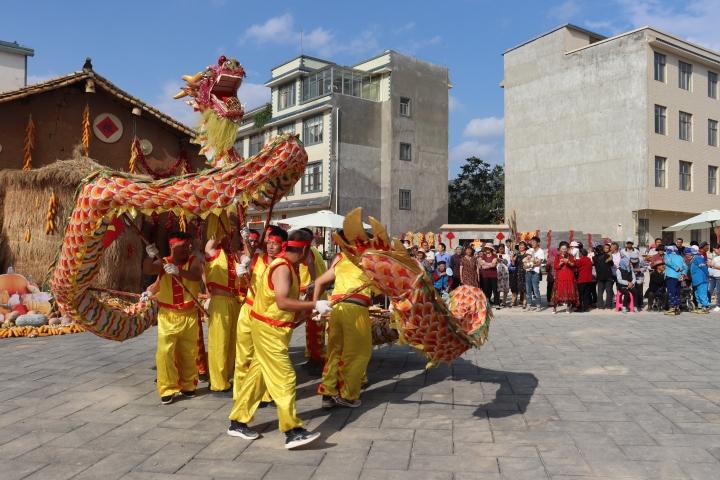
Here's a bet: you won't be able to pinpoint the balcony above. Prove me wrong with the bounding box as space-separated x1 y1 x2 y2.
301 66 381 103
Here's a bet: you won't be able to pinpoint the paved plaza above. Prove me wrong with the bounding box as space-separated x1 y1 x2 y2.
1 310 720 480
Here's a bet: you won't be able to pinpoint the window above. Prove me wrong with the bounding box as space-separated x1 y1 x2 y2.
277 82 295 110
709 71 718 99
399 143 412 161
654 52 666 82
302 115 323 146
654 105 666 134
654 156 666 188
679 111 692 141
234 138 245 157
301 70 332 101
249 133 264 156
709 166 718 194
679 160 692 191
639 218 650 248
400 97 411 117
679 61 693 90
278 122 295 135
301 162 323 193
709 119 718 146
399 189 411 210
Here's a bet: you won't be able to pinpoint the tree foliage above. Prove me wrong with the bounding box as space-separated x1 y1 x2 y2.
448 157 504 224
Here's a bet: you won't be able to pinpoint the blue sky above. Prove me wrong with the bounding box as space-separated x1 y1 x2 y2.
3 0 719 178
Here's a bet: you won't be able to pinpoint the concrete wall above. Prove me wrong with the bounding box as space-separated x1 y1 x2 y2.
386 52 449 235
504 27 648 241
0 83 201 171
0 51 25 92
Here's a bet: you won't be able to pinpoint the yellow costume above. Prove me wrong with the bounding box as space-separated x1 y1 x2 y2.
300 247 328 362
156 256 201 398
233 253 271 399
318 254 373 401
205 248 240 391
229 257 304 432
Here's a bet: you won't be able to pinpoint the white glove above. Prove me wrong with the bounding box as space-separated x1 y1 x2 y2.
139 291 152 302
163 263 180 276
445 267 454 277
314 300 332 315
241 227 250 241
235 263 248 276
240 255 251 267
145 243 160 258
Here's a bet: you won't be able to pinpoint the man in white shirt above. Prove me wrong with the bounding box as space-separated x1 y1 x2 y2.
708 245 720 310
525 236 545 311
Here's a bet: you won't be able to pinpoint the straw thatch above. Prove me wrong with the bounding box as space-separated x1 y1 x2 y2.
0 156 144 292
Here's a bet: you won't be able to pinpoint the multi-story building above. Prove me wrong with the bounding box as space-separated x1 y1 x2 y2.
235 50 449 235
504 24 720 246
0 40 34 91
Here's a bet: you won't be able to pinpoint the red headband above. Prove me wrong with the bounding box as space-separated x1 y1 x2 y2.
169 238 188 247
267 235 285 244
248 232 260 240
286 240 310 248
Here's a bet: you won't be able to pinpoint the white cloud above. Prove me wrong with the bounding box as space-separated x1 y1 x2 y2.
449 140 503 177
548 0 581 21
243 13 299 45
463 116 504 138
617 0 720 50
239 82 270 110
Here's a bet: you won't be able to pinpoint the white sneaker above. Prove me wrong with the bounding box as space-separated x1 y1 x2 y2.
713 306 720 312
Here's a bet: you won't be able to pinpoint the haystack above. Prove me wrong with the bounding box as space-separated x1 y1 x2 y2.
0 157 144 292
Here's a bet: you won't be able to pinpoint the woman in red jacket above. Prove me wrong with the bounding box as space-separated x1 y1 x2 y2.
552 242 579 313
575 248 594 312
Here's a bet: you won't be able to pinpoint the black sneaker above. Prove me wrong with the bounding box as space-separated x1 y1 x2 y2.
181 390 196 398
322 395 335 409
333 396 361 408
258 400 274 409
284 428 320 449
160 395 174 405
227 421 259 440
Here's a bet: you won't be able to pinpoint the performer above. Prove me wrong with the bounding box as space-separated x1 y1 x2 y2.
228 230 330 449
143 232 204 405
313 230 374 409
204 215 242 392
298 228 328 371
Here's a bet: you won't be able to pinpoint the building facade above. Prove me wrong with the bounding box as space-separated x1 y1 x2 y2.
504 25 720 246
0 40 34 92
236 50 449 235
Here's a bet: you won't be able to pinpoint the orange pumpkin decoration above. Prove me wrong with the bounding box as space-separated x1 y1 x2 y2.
0 274 29 295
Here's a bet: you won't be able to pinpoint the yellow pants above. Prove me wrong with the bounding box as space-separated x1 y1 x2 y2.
229 318 303 432
318 303 372 401
156 307 199 397
233 303 254 399
208 295 240 391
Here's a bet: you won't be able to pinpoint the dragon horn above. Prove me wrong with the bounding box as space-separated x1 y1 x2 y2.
367 216 389 244
343 208 368 243
173 90 188 99
182 72 204 84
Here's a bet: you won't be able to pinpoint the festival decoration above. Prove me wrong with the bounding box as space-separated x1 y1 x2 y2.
426 231 435 247
22 115 35 171
81 103 91 155
445 231 455 248
49 56 308 341
546 230 552 251
405 231 414 245
334 208 492 366
93 113 124 143
128 137 141 173
568 229 574 243
45 191 58 235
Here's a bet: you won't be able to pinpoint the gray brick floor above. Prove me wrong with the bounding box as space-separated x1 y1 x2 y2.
1 309 720 479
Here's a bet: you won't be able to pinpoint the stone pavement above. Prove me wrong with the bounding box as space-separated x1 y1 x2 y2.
1 309 720 480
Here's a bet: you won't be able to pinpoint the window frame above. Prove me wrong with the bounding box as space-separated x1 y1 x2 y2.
654 52 666 82
679 61 693 90
400 97 411 117
679 160 692 192
277 122 296 135
709 71 718 99
709 119 718 147
302 114 324 146
399 142 412 161
249 133 265 156
654 156 666 188
679 111 693 141
654 104 666 135
709 165 718 195
277 82 296 111
301 161 323 194
399 189 412 210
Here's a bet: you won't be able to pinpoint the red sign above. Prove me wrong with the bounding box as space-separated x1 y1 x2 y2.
496 232 505 241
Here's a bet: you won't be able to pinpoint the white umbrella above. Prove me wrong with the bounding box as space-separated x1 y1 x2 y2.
664 209 720 232
279 210 371 229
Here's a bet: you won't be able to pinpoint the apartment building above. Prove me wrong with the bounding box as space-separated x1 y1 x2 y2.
0 40 34 91
504 25 720 246
236 50 449 235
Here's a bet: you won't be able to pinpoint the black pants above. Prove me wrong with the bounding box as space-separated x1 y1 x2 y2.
589 281 597 305
646 289 667 310
578 282 593 311
482 277 500 305
632 283 643 310
546 275 554 306
596 279 614 309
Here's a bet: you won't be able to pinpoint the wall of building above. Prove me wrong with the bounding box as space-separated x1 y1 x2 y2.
0 51 25 92
504 27 648 241
0 84 201 171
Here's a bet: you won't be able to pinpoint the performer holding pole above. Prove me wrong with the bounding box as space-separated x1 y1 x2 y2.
227 229 330 449
312 230 375 408
143 232 204 405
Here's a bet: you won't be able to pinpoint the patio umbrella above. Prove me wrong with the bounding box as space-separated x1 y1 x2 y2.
279 210 371 229
664 209 720 231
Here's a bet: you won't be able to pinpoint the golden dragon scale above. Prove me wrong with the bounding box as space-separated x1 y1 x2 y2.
336 209 492 366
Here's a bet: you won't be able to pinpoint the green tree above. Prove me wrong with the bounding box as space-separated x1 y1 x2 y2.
448 157 504 224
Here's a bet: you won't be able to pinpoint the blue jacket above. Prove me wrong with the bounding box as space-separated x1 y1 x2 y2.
433 272 450 291
663 252 687 279
690 255 709 285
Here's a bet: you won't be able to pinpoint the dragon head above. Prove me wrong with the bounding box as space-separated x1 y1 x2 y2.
174 55 247 122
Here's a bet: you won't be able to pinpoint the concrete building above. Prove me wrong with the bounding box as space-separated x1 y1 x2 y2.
0 40 34 91
236 50 449 235
504 24 720 247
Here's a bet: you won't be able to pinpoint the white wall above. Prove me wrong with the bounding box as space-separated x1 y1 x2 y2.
0 51 25 91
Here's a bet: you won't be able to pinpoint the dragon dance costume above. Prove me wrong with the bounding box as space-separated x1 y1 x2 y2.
229 256 304 432
155 255 201 398
300 246 328 364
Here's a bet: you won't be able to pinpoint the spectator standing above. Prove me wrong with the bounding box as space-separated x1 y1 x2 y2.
575 248 594 312
621 239 636 257
479 244 500 307
434 243 452 270
708 245 720 310
675 238 684 252
450 246 463 291
610 242 622 273
416 250 434 277
546 247 557 308
460 246 480 288
552 242 578 313
512 241 528 307
690 248 711 313
524 236 545 311
593 244 614 309
496 244 511 308
664 245 687 316
629 252 646 312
